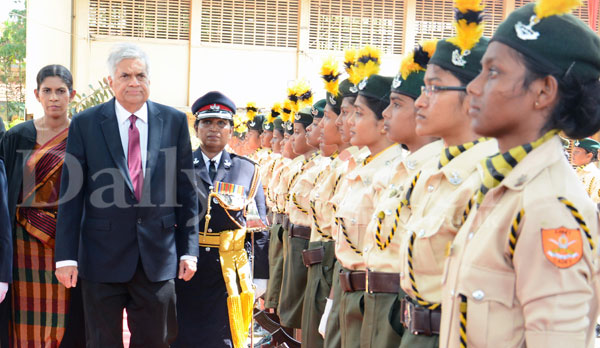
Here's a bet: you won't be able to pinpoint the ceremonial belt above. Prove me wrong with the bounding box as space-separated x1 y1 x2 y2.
199 229 253 348
339 270 366 292
302 247 324 267
273 213 287 225
365 270 400 293
400 296 441 336
289 224 311 240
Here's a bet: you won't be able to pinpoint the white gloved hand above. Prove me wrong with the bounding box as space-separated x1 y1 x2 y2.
0 282 8 304
318 298 334 338
253 278 268 299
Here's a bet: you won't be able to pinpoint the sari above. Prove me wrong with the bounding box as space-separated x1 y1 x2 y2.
10 128 69 347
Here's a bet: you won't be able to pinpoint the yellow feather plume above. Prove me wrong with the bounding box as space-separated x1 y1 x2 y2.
422 40 438 58
287 80 313 112
246 102 257 121
344 49 358 74
400 52 419 80
267 102 282 123
281 100 293 123
447 20 484 53
535 0 581 20
356 45 381 81
454 0 484 13
321 56 341 97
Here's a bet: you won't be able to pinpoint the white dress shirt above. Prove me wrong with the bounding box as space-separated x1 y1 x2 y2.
201 150 223 175
57 101 196 269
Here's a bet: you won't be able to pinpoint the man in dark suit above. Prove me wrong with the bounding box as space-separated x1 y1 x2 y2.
172 91 269 348
54 43 198 348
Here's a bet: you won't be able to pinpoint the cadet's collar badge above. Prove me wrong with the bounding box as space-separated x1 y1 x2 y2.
311 107 318 116
193 157 200 166
358 78 368 91
515 15 540 41
541 227 583 268
224 159 232 169
328 94 337 105
392 75 402 89
451 49 470 67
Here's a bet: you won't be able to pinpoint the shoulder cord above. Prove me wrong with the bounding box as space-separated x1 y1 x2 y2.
407 231 440 310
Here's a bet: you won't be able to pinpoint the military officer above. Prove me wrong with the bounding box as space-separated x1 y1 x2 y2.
571 138 600 203
441 1 600 347
173 91 269 348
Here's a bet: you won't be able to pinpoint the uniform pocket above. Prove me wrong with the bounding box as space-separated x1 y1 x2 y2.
458 264 518 347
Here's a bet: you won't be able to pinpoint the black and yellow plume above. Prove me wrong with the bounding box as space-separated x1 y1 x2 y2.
400 40 437 80
246 102 258 121
321 56 341 97
267 102 282 123
356 45 381 81
287 80 313 113
447 0 485 54
344 49 361 85
281 99 294 123
535 0 581 20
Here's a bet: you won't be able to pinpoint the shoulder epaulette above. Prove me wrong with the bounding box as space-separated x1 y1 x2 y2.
232 153 258 166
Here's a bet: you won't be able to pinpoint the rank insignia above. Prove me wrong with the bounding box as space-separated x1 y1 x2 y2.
541 227 583 268
223 159 232 169
193 158 200 166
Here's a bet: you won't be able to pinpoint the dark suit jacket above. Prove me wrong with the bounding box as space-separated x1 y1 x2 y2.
193 148 270 278
0 160 11 283
55 98 199 283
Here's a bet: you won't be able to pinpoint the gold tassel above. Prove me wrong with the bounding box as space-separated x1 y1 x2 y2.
535 0 582 20
227 295 248 348
240 290 255 333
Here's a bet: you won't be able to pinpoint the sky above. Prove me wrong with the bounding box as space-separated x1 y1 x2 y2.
0 0 25 24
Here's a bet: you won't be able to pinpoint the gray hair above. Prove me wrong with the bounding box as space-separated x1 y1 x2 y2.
107 43 150 78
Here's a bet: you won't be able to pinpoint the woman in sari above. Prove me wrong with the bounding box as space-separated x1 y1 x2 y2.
1 64 85 347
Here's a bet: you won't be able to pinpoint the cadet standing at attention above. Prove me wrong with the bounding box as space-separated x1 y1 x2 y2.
359 41 442 348
571 138 600 204
333 46 405 348
395 2 497 347
440 1 600 347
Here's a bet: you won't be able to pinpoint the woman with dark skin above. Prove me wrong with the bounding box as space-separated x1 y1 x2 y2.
440 2 600 347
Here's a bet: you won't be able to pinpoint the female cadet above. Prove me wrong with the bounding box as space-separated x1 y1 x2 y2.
440 1 600 347
359 41 442 348
395 1 498 347
571 138 600 203
333 46 406 348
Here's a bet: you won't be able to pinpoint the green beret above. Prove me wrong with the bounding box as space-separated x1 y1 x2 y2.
294 107 313 127
248 115 264 132
492 3 600 83
357 74 393 102
285 121 294 135
326 92 341 115
575 138 600 151
273 117 284 132
262 118 274 131
391 70 425 99
429 37 490 82
311 99 326 119
340 79 358 99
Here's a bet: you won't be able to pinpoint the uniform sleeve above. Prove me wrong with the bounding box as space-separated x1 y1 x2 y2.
251 166 269 279
513 196 598 347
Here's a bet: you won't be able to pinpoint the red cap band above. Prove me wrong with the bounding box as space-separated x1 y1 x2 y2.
196 103 233 114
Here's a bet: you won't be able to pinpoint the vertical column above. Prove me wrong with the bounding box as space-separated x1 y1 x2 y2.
71 0 91 103
295 0 311 79
403 0 417 54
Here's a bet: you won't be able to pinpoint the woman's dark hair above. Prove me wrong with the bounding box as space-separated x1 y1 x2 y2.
359 95 390 120
36 64 74 92
515 50 600 139
342 96 357 106
581 147 599 162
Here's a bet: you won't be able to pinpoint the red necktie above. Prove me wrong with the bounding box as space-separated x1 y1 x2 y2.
128 115 143 201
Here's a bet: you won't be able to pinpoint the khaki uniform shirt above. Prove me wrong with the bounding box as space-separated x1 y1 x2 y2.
400 139 498 303
440 137 600 348
267 157 289 211
274 155 305 214
307 154 342 242
287 153 326 227
334 145 405 271
363 140 443 273
575 162 600 203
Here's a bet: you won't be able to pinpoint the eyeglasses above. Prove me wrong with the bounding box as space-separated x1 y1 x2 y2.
420 85 467 97
198 119 230 129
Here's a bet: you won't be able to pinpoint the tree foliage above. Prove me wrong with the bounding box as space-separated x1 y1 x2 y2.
70 78 114 115
0 6 26 122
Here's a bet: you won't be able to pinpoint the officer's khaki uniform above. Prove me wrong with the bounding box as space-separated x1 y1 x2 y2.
279 152 320 328
397 139 497 348
323 146 368 348
334 144 404 348
360 140 443 348
440 137 600 348
575 162 600 203
265 156 291 309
